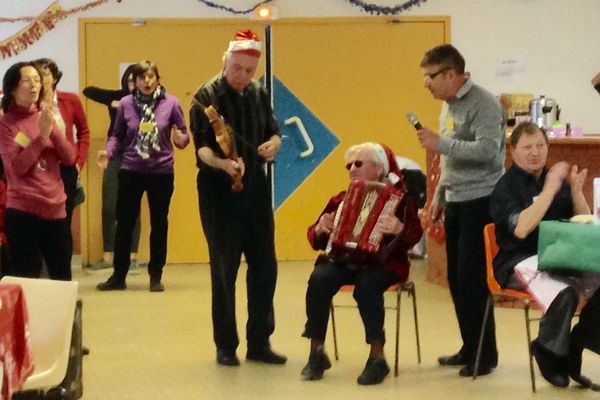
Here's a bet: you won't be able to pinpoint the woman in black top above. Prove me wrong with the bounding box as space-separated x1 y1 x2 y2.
83 65 142 272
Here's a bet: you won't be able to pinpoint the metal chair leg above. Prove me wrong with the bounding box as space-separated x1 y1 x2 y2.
330 282 421 376
395 286 400 377
408 282 422 363
524 301 537 393
330 303 339 361
473 294 493 380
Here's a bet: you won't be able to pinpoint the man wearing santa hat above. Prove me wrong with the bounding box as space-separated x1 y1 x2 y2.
302 142 422 385
190 29 285 366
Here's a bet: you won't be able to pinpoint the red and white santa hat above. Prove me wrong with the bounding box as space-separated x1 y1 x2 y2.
227 29 262 57
373 143 402 185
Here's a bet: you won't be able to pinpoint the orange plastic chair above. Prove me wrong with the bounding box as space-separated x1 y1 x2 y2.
473 223 539 392
329 281 421 377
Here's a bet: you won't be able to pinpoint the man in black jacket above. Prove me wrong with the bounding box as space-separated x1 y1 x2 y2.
189 29 285 367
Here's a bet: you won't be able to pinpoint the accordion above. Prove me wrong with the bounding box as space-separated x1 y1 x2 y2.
326 180 404 261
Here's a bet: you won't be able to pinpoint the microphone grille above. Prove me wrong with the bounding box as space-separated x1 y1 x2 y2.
406 111 419 125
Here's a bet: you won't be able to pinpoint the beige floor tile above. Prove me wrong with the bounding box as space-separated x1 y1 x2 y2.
77 259 600 399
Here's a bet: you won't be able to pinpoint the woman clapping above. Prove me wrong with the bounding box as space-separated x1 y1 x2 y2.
96 61 189 292
0 62 76 280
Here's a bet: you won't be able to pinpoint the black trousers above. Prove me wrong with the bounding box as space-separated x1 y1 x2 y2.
445 196 498 365
113 170 173 282
303 261 398 344
538 287 579 357
102 156 141 253
571 287 600 354
538 284 600 359
5 209 71 280
60 165 78 266
198 168 277 353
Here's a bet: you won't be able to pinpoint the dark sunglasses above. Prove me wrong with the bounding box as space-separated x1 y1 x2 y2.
345 160 374 170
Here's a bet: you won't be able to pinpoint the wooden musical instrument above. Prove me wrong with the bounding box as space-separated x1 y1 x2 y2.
203 105 243 192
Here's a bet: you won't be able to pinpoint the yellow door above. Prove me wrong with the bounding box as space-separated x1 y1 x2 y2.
79 17 449 264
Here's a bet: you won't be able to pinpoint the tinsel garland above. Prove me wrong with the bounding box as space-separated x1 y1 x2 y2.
1 0 429 22
0 0 108 23
0 1 109 59
197 0 273 15
343 0 428 15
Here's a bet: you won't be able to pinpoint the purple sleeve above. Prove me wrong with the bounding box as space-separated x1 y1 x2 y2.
171 99 190 149
106 102 126 158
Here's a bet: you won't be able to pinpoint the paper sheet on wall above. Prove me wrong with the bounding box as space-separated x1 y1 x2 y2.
495 57 527 84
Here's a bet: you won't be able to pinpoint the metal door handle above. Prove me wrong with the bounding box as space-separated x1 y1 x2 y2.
284 116 314 158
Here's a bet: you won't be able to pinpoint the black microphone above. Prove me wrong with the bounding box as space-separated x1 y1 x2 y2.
406 111 423 131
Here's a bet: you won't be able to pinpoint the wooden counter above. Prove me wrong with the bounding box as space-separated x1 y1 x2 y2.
426 135 600 287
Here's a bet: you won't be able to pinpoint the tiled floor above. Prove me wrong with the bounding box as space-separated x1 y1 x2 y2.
76 259 600 399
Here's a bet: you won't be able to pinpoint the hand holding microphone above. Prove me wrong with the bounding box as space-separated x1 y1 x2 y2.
407 111 439 151
406 111 423 131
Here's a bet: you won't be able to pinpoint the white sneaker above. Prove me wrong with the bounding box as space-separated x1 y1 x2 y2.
85 260 113 274
129 259 141 275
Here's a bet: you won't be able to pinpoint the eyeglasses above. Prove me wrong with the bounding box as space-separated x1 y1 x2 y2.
423 66 450 83
345 160 375 170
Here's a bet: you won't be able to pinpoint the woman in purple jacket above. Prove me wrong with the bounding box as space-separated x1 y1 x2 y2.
96 60 189 292
83 64 143 272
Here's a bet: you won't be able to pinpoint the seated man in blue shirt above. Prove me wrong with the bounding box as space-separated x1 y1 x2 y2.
490 121 600 389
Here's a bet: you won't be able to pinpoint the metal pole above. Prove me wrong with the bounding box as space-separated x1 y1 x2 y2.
264 23 275 210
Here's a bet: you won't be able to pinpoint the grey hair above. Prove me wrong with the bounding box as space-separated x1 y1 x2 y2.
344 142 382 164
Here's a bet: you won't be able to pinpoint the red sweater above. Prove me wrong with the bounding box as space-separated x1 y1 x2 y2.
0 105 76 219
0 179 6 245
57 91 90 169
307 181 423 282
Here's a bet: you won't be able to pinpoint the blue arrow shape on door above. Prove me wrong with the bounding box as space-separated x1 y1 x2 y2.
271 76 340 209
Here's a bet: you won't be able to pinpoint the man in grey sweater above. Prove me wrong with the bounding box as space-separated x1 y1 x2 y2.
417 44 505 377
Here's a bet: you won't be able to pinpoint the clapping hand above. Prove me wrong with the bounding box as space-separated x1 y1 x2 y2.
568 164 588 195
39 105 54 139
544 161 570 194
96 150 109 169
170 125 186 147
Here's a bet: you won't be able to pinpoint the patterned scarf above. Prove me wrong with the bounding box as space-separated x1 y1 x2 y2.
133 85 165 159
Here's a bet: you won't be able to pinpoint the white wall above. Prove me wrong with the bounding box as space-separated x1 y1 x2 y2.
2 0 600 132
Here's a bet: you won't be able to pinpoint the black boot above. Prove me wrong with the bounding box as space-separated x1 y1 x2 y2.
96 275 126 291
357 357 390 385
301 347 331 381
531 339 569 387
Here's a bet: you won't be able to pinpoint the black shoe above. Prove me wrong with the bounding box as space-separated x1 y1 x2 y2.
357 357 390 385
82 346 90 356
301 348 332 381
567 341 594 388
531 339 569 387
149 280 164 292
96 275 126 291
246 346 287 364
438 352 469 366
458 362 497 377
217 349 240 366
